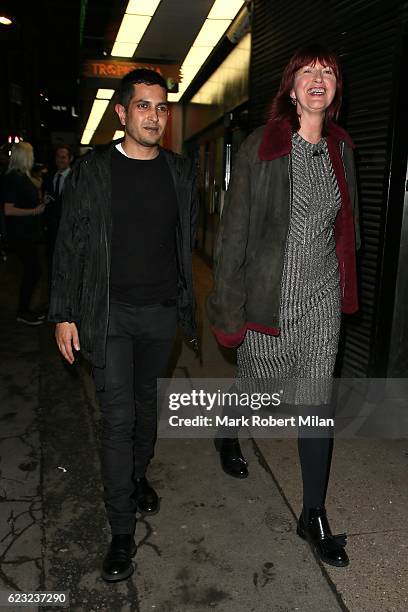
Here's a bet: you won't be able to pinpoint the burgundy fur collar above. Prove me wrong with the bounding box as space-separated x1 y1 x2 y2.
258 119 355 161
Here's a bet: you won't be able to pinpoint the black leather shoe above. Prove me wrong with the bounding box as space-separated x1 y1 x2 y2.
214 438 248 479
297 507 349 567
101 534 137 582
134 477 160 515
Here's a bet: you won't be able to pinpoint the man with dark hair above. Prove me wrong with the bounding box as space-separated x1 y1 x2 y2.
44 145 73 280
49 68 198 582
118 68 169 107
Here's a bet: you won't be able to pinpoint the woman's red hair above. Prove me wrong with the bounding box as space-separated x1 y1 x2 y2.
269 44 343 133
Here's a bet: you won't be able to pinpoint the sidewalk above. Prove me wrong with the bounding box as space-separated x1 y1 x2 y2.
0 253 407 611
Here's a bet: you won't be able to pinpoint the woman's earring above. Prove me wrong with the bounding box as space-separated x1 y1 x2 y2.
290 97 297 106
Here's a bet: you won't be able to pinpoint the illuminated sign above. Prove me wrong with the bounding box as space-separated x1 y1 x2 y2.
82 60 181 92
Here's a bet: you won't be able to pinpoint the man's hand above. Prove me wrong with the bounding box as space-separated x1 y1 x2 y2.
55 322 80 364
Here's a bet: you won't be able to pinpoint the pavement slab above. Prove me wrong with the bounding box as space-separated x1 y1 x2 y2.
256 437 408 612
0 316 43 598
34 328 341 611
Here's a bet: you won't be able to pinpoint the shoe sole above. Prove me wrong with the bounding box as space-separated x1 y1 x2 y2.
296 525 350 568
221 463 249 479
101 544 137 582
136 500 160 516
101 563 134 582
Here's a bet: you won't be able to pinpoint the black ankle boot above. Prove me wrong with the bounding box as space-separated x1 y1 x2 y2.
101 534 137 582
297 507 349 567
214 437 248 479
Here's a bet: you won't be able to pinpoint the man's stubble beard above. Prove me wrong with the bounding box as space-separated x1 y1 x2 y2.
126 126 162 148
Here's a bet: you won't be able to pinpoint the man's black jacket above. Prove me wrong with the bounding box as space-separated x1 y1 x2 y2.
48 141 198 367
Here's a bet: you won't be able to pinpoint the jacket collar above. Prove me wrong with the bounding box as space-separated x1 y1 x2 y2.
258 119 355 161
92 139 171 161
88 139 157 168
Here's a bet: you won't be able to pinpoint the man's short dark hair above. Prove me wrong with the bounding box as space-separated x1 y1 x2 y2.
55 144 73 157
118 68 168 108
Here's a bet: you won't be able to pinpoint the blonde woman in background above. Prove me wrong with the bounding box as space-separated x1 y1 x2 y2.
1 142 45 325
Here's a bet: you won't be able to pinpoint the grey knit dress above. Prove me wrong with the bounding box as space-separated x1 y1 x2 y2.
237 132 341 404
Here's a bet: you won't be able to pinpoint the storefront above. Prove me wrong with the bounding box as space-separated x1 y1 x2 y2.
184 33 251 263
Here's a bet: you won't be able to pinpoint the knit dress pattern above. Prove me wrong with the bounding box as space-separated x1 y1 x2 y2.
237 132 342 405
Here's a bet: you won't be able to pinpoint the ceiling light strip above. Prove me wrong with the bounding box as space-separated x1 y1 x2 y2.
96 88 115 100
80 90 114 145
111 0 161 58
113 130 125 140
168 0 246 102
81 2 162 145
0 15 13 25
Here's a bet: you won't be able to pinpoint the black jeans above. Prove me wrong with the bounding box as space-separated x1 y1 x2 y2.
14 241 42 313
93 300 177 535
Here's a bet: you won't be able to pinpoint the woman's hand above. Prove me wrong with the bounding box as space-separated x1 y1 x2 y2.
32 203 45 216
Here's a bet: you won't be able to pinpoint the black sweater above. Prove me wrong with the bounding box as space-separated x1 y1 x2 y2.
110 147 178 305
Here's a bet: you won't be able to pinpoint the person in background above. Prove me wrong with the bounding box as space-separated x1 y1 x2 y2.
207 44 360 568
44 145 73 276
0 145 10 261
31 162 48 193
1 142 45 325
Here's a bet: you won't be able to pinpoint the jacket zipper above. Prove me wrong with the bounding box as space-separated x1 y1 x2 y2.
277 156 293 325
339 141 346 299
340 141 347 181
166 153 188 291
104 223 110 339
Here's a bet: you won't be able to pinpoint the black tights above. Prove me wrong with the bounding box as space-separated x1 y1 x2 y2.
297 435 333 509
224 430 333 509
219 394 334 510
297 402 334 509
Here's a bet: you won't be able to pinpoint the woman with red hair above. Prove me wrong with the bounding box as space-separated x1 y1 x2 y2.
207 44 360 567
